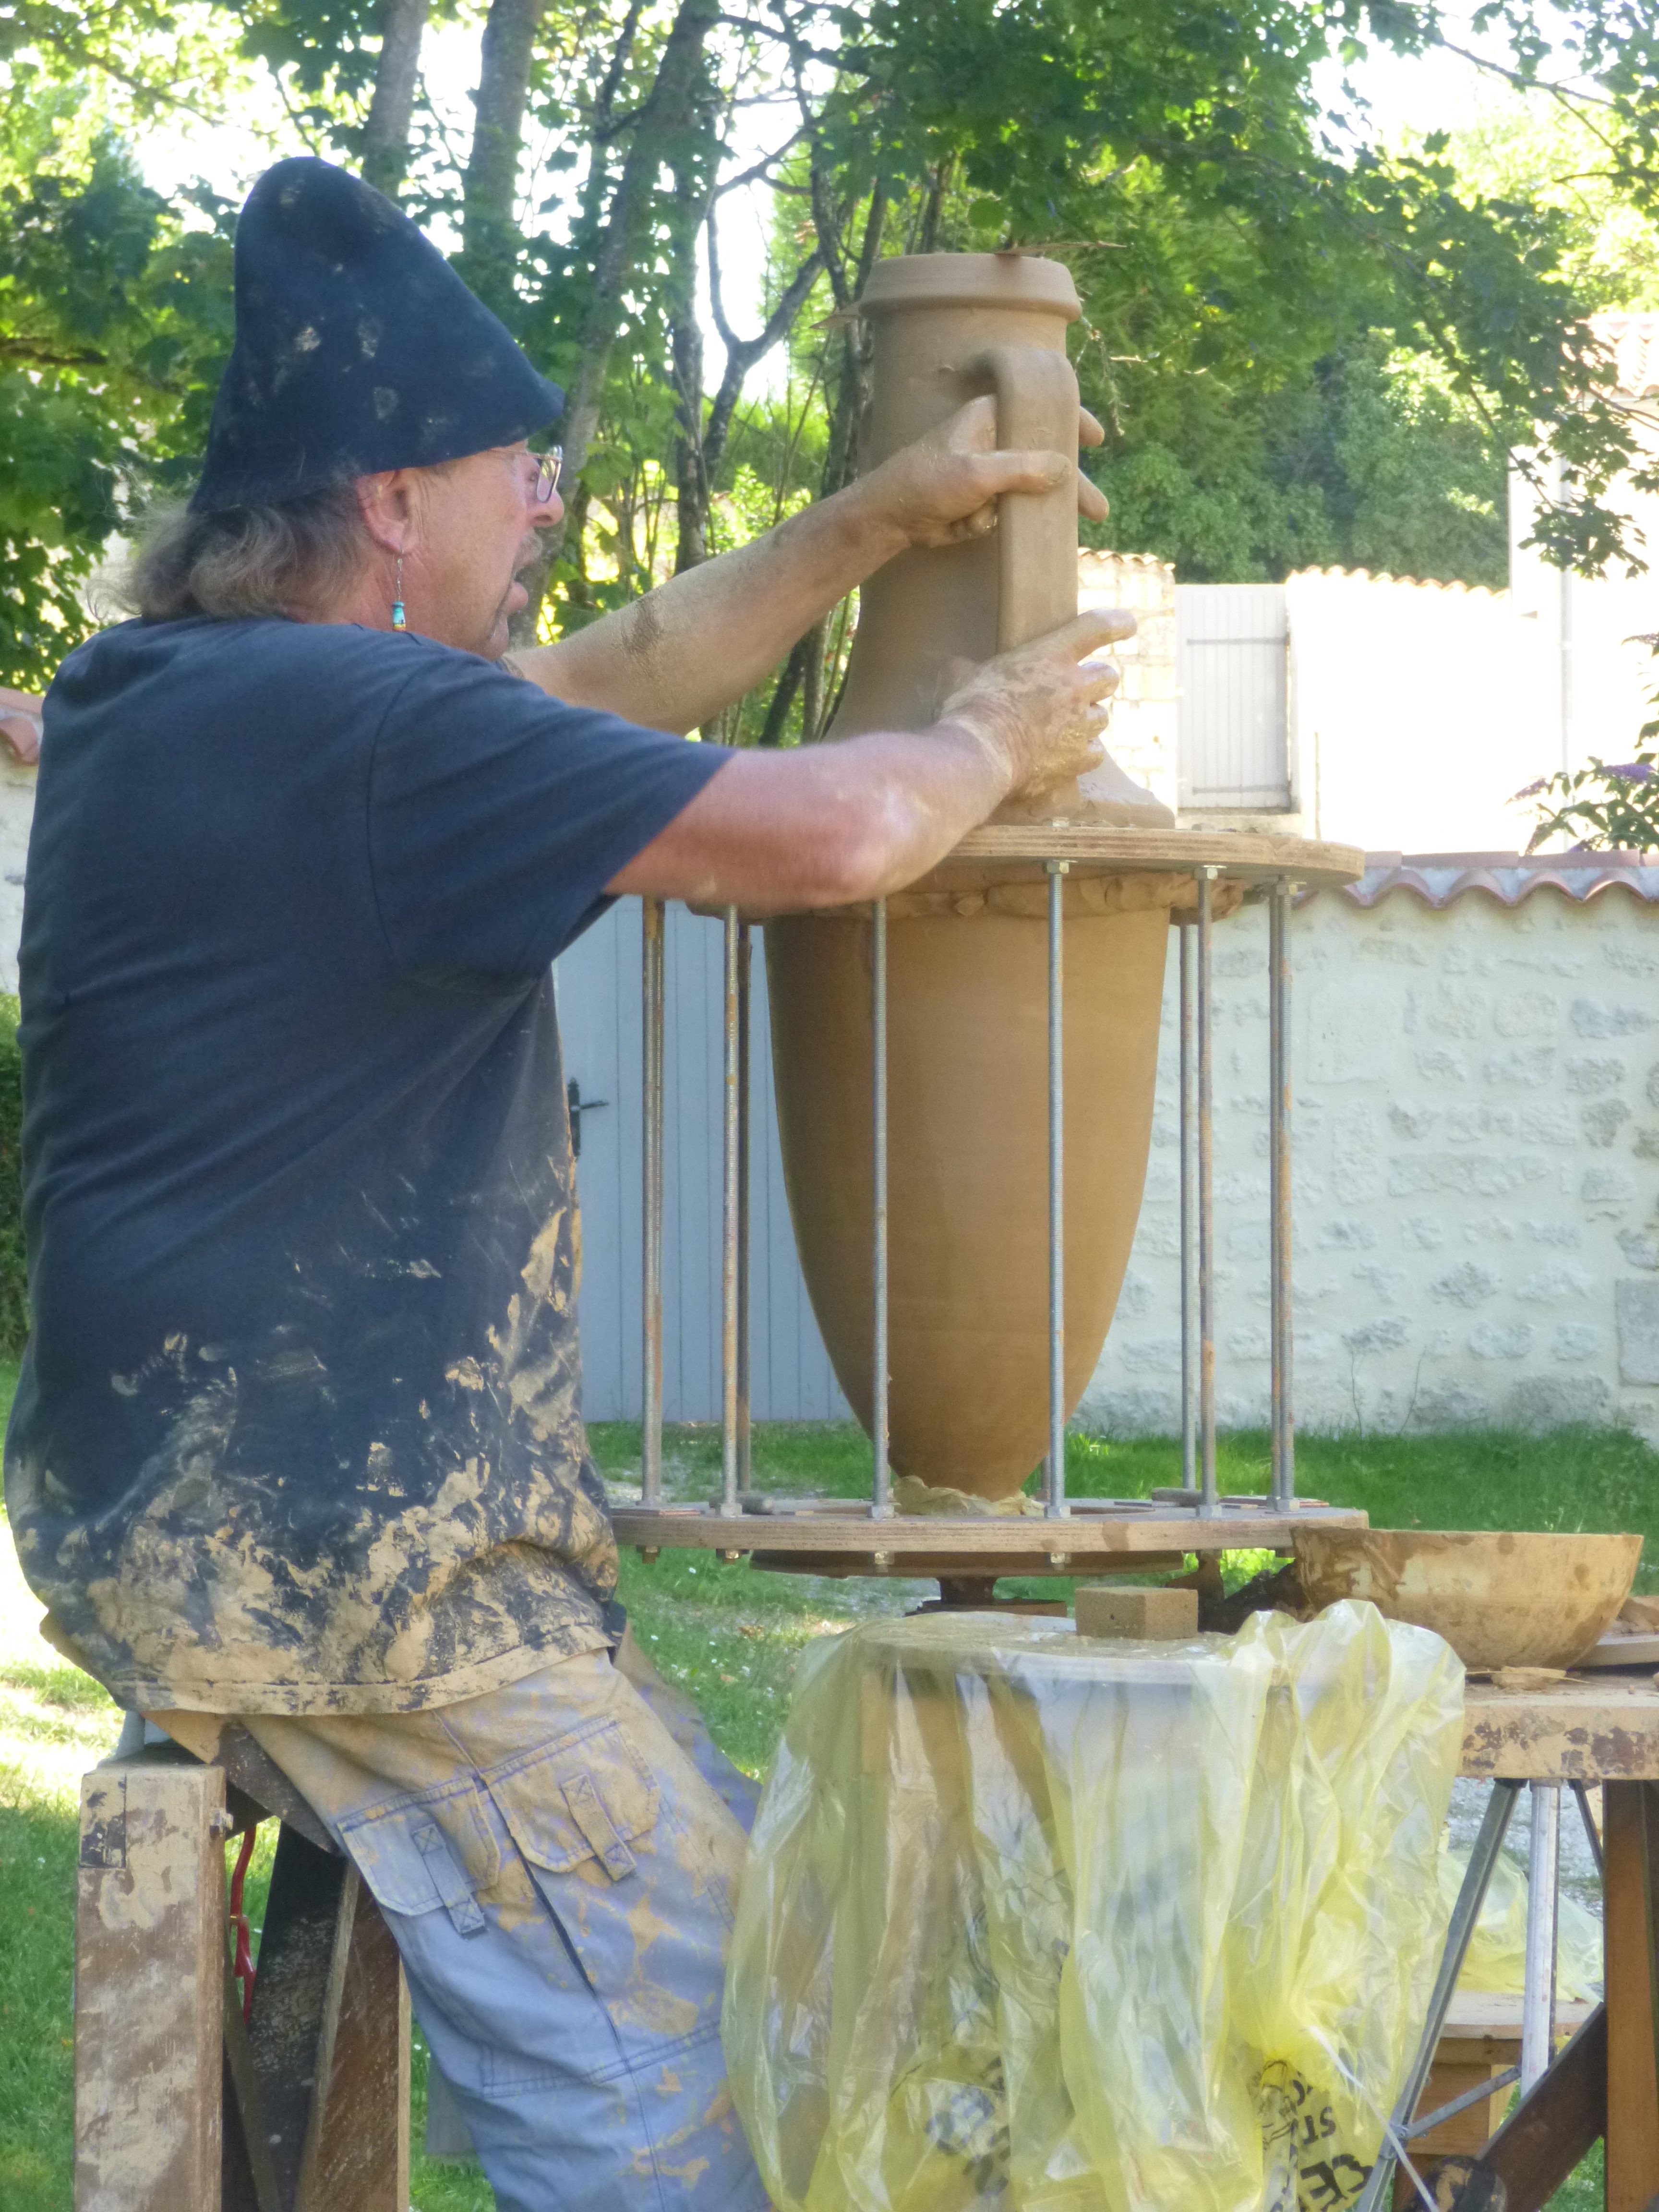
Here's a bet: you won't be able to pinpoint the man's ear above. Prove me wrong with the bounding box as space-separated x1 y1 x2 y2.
352 471 414 556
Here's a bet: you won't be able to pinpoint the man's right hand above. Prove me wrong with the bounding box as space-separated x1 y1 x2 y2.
0 687 43 766
934 608 1136 802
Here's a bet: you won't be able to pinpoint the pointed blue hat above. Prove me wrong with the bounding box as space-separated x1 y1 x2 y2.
192 158 564 513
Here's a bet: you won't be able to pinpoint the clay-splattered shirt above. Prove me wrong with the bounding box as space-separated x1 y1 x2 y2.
4 616 726 1714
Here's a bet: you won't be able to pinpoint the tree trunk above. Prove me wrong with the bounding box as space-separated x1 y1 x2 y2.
670 298 709 573
462 0 548 314
361 0 431 200
510 0 719 640
556 0 720 493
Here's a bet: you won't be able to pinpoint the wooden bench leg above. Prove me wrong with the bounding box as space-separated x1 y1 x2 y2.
74 1762 227 2212
1606 1781 1659 2212
294 1868 410 2212
234 1821 409 2212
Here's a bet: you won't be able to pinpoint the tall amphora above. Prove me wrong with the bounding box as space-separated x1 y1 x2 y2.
766 253 1177 1501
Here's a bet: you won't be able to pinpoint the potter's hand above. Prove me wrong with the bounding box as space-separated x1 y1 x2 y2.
936 608 1134 797
864 396 1109 549
0 688 42 766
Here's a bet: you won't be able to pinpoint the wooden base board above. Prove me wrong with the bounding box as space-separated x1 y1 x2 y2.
613 1501 1366 1567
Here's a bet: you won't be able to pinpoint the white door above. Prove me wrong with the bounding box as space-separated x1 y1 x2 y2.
1177 584 1290 809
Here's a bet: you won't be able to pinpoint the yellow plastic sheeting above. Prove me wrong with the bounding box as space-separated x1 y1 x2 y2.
724 1601 1466 2212
1444 1845 1604 2002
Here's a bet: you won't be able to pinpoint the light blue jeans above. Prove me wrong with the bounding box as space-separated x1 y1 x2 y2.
244 1635 767 2212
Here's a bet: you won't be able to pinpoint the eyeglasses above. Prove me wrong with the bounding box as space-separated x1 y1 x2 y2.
533 447 563 504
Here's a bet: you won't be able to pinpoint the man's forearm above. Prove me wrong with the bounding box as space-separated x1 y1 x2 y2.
512 482 905 733
607 720 1015 914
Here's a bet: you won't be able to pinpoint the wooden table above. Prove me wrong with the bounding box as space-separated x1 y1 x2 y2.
1385 1675 1659 2212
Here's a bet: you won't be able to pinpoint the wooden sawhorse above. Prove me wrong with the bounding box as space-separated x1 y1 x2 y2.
72 1715 409 2212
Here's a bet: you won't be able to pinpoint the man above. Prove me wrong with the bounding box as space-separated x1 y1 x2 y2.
5 157 1128 2210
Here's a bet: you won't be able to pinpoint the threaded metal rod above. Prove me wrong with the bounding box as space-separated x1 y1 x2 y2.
721 907 740 1515
1269 878 1296 1507
1046 861 1067 1518
1197 867 1218 1517
641 897 665 1506
871 899 891 1520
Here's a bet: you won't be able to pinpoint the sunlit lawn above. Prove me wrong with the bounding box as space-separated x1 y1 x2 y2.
4 1402 1651 2206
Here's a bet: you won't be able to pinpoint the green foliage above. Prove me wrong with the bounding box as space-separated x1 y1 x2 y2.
1086 340 1509 585
7 0 1659 684
1517 746 1659 852
0 91 235 685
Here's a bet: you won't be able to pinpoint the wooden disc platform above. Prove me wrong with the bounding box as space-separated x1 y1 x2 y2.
933 823 1366 888
611 1497 1368 1573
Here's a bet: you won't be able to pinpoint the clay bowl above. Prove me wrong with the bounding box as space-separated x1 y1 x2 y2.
1293 1530 1643 1671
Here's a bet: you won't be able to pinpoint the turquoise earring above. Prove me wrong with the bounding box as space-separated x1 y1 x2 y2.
391 552 406 632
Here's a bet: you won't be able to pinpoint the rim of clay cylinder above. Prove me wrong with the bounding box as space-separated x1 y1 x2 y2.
857 252 1081 321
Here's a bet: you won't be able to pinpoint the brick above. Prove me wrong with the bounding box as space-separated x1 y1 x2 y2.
1618 1280 1659 1386
1573 998 1656 1038
1584 1100 1633 1148
1074 1585 1200 1641
1432 1262 1500 1307
1471 1322 1535 1360
1493 993 1560 1037
1516 1263 1592 1303
1484 1047 1553 1089
1565 1055 1626 1094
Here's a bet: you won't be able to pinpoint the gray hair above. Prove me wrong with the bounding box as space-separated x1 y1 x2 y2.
108 482 371 624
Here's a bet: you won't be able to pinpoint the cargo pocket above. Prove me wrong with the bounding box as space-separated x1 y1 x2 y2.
485 1718 665 2001
488 1717 660 1882
337 1779 500 1938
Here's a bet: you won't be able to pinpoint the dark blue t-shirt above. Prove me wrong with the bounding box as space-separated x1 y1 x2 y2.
3 617 725 1713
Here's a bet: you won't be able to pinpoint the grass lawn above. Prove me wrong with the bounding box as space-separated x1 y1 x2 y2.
4 1405 1653 2208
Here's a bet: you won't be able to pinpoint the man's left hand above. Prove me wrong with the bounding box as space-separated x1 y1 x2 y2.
859 394 1109 552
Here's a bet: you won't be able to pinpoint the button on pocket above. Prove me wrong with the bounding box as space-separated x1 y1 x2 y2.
488 1718 660 1884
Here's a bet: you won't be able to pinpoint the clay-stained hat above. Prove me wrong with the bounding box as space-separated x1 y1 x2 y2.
191 157 564 514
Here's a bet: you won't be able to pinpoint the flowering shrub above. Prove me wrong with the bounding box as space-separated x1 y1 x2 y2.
1515 749 1659 853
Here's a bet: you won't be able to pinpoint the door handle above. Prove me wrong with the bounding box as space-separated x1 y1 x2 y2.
566 1078 609 1159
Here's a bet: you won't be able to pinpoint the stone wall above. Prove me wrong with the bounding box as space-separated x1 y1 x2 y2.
1078 858 1659 1444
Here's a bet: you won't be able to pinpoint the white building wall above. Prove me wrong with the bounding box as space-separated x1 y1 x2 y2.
1079 879 1659 1444
1284 570 1544 854
1510 422 1659 783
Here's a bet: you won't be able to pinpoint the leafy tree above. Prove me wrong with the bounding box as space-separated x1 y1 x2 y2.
10 0 1659 707
0 85 235 685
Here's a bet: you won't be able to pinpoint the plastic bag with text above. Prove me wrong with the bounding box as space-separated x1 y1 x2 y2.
723 1600 1465 2212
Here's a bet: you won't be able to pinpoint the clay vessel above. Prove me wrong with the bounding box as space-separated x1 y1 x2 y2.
765 253 1176 1501
1293 1530 1643 1670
